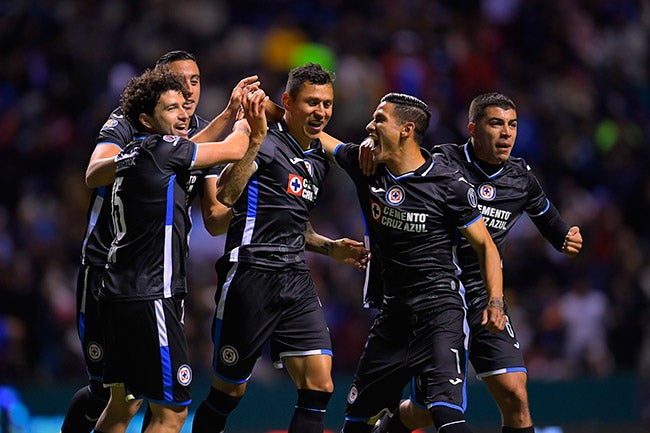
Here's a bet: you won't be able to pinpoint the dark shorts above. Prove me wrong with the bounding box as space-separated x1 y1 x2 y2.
102 297 192 406
212 261 332 383
344 279 469 427
76 264 105 380
466 296 526 378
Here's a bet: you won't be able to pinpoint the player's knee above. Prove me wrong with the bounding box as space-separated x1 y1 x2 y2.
429 405 468 432
401 400 433 429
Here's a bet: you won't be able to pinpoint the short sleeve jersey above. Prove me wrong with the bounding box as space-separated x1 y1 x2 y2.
102 134 199 301
334 143 481 296
223 121 330 270
434 142 555 296
80 108 212 267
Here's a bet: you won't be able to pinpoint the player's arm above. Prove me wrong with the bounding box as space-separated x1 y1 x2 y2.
201 176 233 236
191 75 259 143
85 143 121 188
305 222 370 270
216 89 268 207
460 218 506 333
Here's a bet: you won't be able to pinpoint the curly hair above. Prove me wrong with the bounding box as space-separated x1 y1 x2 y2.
120 67 189 131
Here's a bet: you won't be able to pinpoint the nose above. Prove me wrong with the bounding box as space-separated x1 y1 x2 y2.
365 120 374 133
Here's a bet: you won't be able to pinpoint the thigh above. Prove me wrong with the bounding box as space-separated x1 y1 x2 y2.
77 264 106 380
344 308 411 423
468 302 526 378
103 298 192 406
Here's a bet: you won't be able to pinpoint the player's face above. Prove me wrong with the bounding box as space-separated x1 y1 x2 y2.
168 59 201 117
282 82 333 148
143 90 189 137
365 102 403 165
469 106 517 165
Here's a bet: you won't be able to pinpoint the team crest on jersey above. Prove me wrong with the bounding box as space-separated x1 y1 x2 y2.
287 173 304 196
386 186 405 205
101 119 118 130
347 385 358 404
478 183 495 201
467 187 478 208
221 345 239 365
177 364 192 386
163 135 178 143
87 342 103 362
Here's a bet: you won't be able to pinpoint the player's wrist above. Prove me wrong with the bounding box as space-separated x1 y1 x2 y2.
487 297 504 311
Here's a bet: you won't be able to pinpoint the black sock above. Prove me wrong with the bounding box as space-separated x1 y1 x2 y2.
377 409 411 433
191 387 242 433
61 381 109 433
429 406 472 433
503 427 535 433
288 389 332 433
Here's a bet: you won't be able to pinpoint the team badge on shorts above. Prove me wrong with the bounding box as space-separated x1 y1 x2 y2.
220 345 239 365
177 364 192 386
386 186 405 205
478 183 496 201
347 385 358 404
87 342 103 362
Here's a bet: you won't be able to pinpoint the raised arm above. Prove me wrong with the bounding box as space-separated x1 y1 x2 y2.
85 143 121 188
216 89 268 207
460 218 506 333
305 222 370 270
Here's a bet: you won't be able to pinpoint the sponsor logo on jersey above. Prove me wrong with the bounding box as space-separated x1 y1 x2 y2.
369 199 427 233
386 186 405 205
101 119 118 130
220 345 239 365
347 385 358 404
370 186 385 194
87 342 103 362
478 183 496 201
177 364 192 386
163 135 178 143
287 173 319 202
477 204 512 230
449 378 463 385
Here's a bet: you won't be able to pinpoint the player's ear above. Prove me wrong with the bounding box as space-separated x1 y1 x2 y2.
401 121 414 138
468 121 476 137
139 113 153 131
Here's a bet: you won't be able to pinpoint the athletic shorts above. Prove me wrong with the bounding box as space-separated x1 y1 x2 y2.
102 297 192 406
211 260 332 383
466 295 526 378
344 279 469 427
76 264 105 381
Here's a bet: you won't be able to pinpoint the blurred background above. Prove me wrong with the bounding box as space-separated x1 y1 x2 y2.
1 0 649 432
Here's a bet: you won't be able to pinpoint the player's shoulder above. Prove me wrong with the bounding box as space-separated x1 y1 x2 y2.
505 154 534 175
100 107 132 131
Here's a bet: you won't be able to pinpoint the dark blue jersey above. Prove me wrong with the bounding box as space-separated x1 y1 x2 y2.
434 141 569 300
80 108 211 267
222 121 330 270
334 143 482 298
102 134 199 301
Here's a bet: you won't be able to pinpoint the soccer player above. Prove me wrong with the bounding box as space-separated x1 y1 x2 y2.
61 50 259 433
191 63 370 433
359 93 583 433
319 93 506 433
94 66 267 433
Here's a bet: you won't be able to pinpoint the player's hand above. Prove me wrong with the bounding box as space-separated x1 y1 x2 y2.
359 137 377 176
330 238 371 270
227 75 260 113
481 297 506 333
242 88 268 143
562 226 582 257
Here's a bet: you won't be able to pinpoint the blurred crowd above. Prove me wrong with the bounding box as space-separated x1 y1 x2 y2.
1 0 649 410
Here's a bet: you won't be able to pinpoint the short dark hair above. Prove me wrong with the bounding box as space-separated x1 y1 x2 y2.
468 92 516 123
285 62 335 99
155 50 197 67
380 93 431 144
120 67 189 131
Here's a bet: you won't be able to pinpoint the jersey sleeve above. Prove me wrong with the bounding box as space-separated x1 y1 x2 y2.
333 143 364 182
446 174 482 228
95 109 136 149
163 136 198 170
